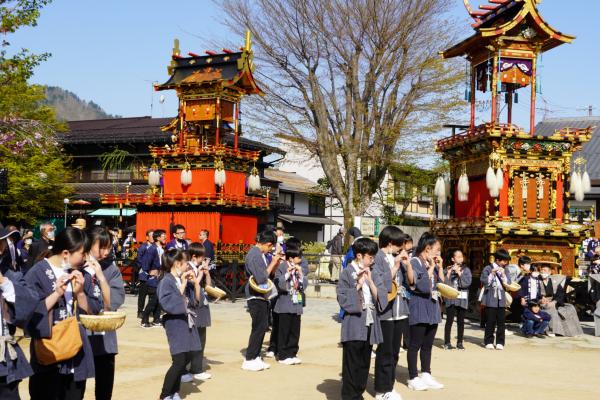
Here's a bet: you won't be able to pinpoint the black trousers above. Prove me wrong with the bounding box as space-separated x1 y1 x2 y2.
142 286 161 324
444 306 466 344
246 299 269 360
341 338 372 400
94 354 115 400
137 281 148 315
277 313 301 360
267 303 280 353
375 319 406 393
400 318 409 350
190 326 207 374
0 377 19 400
29 368 87 400
407 323 437 380
484 306 506 346
161 352 192 399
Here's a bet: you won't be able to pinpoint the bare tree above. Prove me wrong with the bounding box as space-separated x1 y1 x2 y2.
221 0 463 230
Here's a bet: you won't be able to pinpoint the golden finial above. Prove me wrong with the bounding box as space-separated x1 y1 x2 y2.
245 30 252 52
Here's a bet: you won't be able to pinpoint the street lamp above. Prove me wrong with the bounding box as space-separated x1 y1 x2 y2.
63 198 70 228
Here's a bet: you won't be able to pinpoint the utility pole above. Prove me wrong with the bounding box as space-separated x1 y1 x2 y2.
577 105 595 116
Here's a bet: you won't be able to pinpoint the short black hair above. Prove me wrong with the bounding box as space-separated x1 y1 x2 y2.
173 224 185 232
285 246 303 259
188 242 205 258
446 248 463 265
518 256 532 266
257 230 276 244
378 226 405 249
352 237 378 257
146 229 154 237
200 229 209 237
153 229 166 242
285 237 301 251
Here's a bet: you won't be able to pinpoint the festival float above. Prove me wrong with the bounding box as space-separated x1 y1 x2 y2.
432 0 594 278
101 32 270 296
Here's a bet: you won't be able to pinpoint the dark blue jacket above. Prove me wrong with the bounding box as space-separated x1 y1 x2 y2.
144 244 163 288
523 308 551 322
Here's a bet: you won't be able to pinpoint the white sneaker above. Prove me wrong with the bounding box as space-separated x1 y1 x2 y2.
420 372 444 390
371 351 376 359
278 358 296 365
256 357 270 369
407 376 428 391
375 391 402 400
241 359 264 371
292 357 302 364
505 330 514 336
180 373 193 383
546 332 556 337
172 394 182 400
264 351 275 358
485 344 495 350
193 372 212 380
495 344 504 350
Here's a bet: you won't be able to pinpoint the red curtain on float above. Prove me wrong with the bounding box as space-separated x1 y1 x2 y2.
221 214 258 244
136 211 220 243
454 177 493 218
162 170 217 196
222 171 247 197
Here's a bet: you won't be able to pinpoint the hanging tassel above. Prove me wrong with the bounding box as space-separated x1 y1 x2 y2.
489 187 499 198
486 166 497 191
444 177 451 201
148 164 160 186
575 183 585 202
582 170 591 193
434 177 444 198
457 173 469 202
496 167 504 190
570 171 581 195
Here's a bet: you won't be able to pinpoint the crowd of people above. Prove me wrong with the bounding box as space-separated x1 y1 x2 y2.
0 220 590 400
0 223 125 400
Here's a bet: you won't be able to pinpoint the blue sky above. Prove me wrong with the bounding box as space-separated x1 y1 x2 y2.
9 0 600 129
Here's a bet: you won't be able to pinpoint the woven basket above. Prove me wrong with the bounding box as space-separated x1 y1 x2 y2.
80 311 127 332
205 285 227 299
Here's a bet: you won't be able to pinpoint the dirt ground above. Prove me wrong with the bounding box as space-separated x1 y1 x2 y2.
17 295 600 399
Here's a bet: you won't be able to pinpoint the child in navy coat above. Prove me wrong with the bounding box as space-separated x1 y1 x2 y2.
337 238 388 400
157 248 201 400
273 246 308 365
522 301 551 338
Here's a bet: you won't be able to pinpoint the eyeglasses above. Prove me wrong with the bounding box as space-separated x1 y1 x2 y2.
176 231 185 235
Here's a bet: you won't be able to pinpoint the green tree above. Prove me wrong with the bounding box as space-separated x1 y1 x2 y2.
0 0 73 224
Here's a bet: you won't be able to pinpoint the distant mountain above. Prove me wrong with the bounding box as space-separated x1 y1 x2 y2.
44 86 121 121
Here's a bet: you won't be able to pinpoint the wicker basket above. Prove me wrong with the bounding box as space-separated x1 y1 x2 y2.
205 285 227 299
80 311 127 332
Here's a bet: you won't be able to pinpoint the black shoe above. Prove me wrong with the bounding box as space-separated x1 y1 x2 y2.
141 323 152 329
526 333 533 338
442 343 454 350
456 342 465 350
535 333 545 338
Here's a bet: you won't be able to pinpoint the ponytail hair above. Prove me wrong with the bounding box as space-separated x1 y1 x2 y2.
161 248 189 273
414 232 439 257
39 227 88 261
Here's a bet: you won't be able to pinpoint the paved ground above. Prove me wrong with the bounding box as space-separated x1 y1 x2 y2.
18 295 600 399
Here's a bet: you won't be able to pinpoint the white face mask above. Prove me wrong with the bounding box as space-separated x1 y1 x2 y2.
61 257 72 271
277 236 285 244
24 239 32 245
47 230 55 240
541 273 550 279
531 271 540 278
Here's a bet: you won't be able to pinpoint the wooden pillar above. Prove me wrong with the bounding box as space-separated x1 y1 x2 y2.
470 65 476 130
179 100 185 148
530 55 537 137
507 90 513 125
234 101 239 150
491 56 498 124
215 97 221 146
